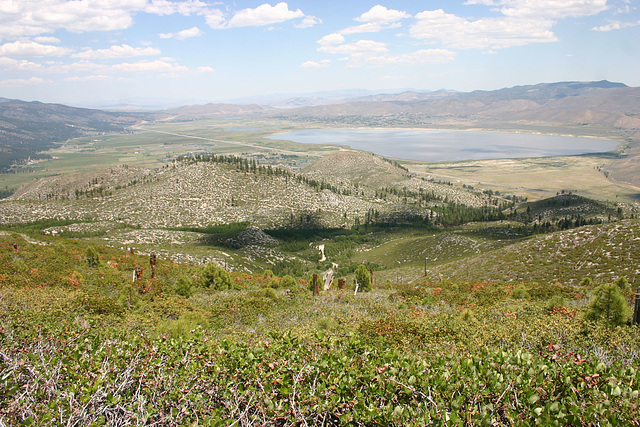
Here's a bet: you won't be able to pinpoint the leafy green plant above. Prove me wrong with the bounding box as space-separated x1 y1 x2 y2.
354 264 372 292
201 263 231 290
512 284 530 299
585 283 632 326
85 246 100 268
174 275 193 297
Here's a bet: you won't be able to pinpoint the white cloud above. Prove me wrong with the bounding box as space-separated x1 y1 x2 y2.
301 59 331 69
347 48 457 68
159 26 204 40
318 33 345 46
464 0 609 19
295 15 321 29
410 9 557 49
355 5 411 24
110 59 189 75
33 36 61 44
207 2 313 29
205 9 226 29
318 40 388 55
388 49 457 65
340 5 410 34
0 0 210 40
196 66 215 73
64 75 112 82
0 77 47 88
0 57 44 72
72 44 161 60
592 19 640 31
144 0 208 16
340 22 404 35
227 2 303 28
0 41 71 58
315 39 455 68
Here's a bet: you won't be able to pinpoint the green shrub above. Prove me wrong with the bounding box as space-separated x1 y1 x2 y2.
86 246 100 268
263 288 277 300
118 284 139 309
585 283 632 326
354 264 372 292
580 277 593 287
201 263 231 290
175 275 193 298
547 295 567 311
615 276 630 292
512 284 530 299
281 275 297 288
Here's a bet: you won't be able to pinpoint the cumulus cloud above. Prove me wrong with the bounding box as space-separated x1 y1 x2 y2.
315 37 456 68
206 2 315 29
464 0 609 19
72 44 161 59
410 9 557 49
0 57 44 72
159 26 204 40
0 0 208 39
0 77 47 87
196 66 215 73
340 5 410 34
144 0 208 16
295 15 322 29
318 33 345 46
64 75 112 82
109 59 189 75
318 40 388 55
33 36 61 44
0 41 71 58
300 59 331 69
347 48 457 68
206 2 303 29
592 19 640 31
356 5 411 24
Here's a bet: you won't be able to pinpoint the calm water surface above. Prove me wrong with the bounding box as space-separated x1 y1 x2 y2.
267 129 618 162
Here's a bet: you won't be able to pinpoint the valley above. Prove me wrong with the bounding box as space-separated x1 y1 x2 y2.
2 81 640 425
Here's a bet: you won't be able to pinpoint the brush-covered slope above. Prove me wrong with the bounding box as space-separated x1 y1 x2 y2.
303 151 491 207
0 161 423 228
1 153 495 229
427 219 640 285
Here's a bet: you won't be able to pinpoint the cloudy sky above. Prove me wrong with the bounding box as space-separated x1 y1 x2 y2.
0 0 638 106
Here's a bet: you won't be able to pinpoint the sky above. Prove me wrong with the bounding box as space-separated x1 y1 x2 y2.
0 0 639 107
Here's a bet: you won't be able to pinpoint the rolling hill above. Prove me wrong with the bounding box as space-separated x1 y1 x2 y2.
0 98 145 172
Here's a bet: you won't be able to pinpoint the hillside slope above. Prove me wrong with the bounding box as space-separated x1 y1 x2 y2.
0 98 143 172
427 219 640 285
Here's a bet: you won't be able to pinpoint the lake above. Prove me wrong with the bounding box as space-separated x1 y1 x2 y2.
266 129 619 162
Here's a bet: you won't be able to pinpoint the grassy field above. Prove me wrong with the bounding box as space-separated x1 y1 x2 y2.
408 155 640 205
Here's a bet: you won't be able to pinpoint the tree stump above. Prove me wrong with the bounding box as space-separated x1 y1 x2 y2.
633 286 640 325
313 273 319 297
133 265 143 282
150 254 157 279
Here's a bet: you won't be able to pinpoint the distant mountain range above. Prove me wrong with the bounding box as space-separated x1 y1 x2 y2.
274 80 640 130
2 80 639 184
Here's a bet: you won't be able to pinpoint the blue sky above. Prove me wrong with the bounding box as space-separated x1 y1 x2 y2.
0 0 638 106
